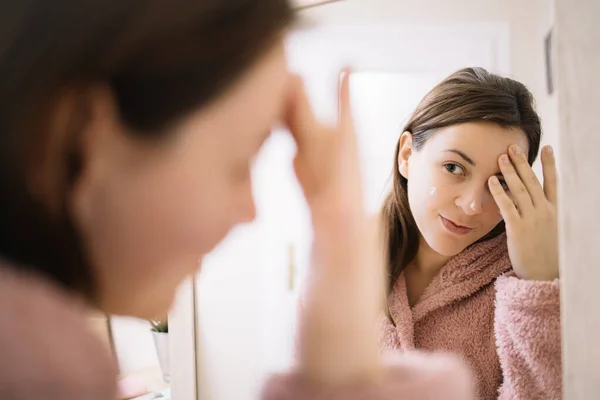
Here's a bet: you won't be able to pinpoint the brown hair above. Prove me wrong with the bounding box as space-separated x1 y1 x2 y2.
382 67 542 293
0 0 294 299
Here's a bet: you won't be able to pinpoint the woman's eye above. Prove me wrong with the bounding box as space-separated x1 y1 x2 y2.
444 163 465 175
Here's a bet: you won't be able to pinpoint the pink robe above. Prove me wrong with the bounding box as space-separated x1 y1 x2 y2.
377 233 562 399
278 233 561 399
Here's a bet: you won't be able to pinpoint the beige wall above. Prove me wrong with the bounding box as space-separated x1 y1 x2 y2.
555 0 600 397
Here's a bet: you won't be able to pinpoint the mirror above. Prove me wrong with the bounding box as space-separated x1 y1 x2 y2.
182 0 597 399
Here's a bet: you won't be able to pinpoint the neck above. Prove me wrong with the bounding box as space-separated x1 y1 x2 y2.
412 235 452 276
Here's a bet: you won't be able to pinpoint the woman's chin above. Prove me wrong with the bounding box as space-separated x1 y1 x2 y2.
423 234 472 258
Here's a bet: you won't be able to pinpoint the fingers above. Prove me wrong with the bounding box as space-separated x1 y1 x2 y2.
286 69 355 151
284 74 320 153
338 68 354 133
337 68 360 167
541 145 558 204
498 151 534 216
285 69 361 205
489 175 520 226
506 145 546 206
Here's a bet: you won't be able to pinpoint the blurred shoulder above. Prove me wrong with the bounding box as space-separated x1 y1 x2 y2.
0 261 117 400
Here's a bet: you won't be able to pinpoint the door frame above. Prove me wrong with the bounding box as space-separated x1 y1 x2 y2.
168 278 198 399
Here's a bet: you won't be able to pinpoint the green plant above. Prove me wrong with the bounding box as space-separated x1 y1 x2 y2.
149 317 168 333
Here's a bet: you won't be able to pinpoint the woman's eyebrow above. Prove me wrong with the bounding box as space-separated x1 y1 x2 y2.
443 149 475 166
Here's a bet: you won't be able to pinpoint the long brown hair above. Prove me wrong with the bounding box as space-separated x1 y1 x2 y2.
382 67 542 293
0 0 294 299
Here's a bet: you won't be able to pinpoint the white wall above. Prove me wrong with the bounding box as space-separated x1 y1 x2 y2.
111 316 160 374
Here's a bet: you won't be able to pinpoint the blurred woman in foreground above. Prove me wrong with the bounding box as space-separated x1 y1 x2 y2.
0 1 471 398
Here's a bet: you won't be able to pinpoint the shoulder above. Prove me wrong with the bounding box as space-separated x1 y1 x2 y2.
0 262 117 400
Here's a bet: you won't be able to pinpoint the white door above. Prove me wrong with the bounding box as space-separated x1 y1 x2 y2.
193 23 509 400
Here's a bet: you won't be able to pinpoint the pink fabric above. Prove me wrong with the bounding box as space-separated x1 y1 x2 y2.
261 351 474 400
0 263 118 400
277 233 561 399
379 233 562 399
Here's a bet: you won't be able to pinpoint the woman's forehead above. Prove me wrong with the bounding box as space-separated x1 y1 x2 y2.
424 122 529 156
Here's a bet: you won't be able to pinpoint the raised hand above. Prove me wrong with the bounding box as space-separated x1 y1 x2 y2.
489 145 559 281
284 70 385 385
285 70 363 221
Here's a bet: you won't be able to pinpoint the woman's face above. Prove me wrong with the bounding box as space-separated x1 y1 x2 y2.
72 41 289 318
398 122 529 258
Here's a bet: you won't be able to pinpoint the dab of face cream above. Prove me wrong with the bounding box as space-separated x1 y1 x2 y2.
429 186 437 196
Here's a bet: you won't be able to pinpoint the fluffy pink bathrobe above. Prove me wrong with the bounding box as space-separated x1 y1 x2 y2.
378 233 562 399
286 233 561 399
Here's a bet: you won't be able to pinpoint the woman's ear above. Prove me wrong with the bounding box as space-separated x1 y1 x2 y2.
71 85 131 226
397 131 413 179
28 85 120 216
77 85 132 185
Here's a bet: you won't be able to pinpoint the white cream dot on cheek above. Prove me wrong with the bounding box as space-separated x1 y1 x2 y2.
429 186 437 196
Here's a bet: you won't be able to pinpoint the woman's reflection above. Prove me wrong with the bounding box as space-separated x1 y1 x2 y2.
377 67 561 399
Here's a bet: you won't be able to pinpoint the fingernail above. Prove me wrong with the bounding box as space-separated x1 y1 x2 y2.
545 146 554 155
490 176 499 185
511 145 522 156
500 154 510 164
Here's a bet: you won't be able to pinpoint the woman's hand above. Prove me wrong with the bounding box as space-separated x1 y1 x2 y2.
285 71 363 223
489 145 559 281
284 70 386 385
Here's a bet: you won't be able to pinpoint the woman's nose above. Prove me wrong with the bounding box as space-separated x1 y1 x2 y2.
455 187 487 216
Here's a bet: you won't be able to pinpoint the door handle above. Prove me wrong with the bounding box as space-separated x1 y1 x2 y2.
288 243 296 292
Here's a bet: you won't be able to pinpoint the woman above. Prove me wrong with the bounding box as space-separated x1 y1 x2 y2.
378 67 561 399
0 1 472 399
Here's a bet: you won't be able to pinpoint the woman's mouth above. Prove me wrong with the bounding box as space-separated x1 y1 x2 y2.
439 215 474 235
